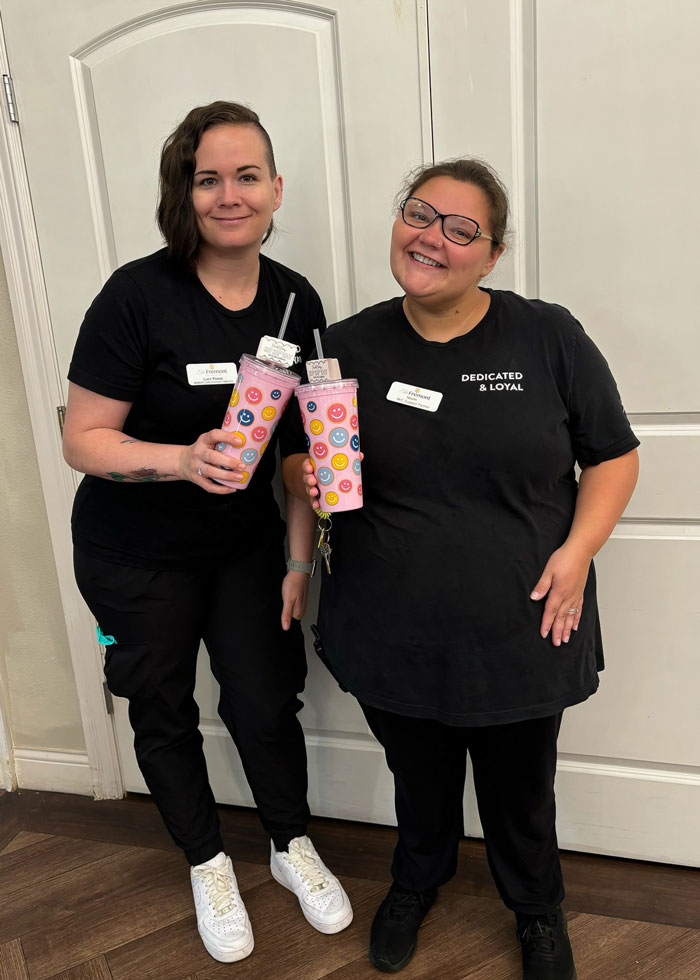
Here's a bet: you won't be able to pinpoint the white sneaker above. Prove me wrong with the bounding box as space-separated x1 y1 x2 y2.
270 835 353 934
190 852 254 962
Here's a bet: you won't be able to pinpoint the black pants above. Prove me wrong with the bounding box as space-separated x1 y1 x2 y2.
361 702 564 916
74 545 310 865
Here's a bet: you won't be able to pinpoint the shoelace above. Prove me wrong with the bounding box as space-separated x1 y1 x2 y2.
283 844 330 892
517 913 559 955
195 865 239 917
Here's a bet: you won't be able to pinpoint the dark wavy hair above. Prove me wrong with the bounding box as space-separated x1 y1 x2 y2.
157 101 277 269
398 158 509 253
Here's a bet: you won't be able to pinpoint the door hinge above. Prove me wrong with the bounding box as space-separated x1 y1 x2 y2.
57 405 66 436
102 682 114 715
2 75 18 123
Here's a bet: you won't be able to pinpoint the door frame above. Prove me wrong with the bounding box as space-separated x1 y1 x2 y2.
0 17 123 799
0 691 15 792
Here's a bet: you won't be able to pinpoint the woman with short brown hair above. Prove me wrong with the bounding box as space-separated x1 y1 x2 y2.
63 100 352 964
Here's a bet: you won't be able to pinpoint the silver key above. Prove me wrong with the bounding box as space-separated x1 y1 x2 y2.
319 540 332 575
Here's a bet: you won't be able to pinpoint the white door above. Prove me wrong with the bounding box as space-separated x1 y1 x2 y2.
429 0 700 866
0 0 431 818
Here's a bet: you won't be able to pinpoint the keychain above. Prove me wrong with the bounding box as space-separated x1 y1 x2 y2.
316 512 333 574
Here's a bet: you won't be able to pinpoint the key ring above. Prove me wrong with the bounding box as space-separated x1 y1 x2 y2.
316 512 333 574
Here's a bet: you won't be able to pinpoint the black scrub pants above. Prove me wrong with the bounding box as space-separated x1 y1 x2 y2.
74 544 310 866
360 703 564 916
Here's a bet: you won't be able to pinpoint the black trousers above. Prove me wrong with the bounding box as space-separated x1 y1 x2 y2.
360 702 564 916
74 545 310 865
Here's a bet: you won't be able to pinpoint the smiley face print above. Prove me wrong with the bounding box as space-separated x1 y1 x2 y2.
329 427 348 448
327 403 346 423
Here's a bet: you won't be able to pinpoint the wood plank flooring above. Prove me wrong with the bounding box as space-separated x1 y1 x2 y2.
0 791 698 979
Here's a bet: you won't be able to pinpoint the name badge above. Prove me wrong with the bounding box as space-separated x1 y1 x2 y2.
386 381 443 412
186 362 238 386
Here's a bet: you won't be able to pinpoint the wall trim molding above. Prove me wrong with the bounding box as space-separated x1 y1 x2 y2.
612 520 700 541
14 749 92 796
509 0 538 297
557 754 700 786
629 412 700 429
633 420 700 438
68 0 358 321
0 19 123 800
417 0 433 163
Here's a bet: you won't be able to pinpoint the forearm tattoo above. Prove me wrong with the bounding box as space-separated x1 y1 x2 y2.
107 468 174 483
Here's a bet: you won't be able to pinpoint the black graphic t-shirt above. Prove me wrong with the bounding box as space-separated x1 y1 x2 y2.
68 248 324 567
317 289 639 726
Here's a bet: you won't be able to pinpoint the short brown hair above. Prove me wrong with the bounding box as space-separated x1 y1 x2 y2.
398 158 509 252
157 101 277 268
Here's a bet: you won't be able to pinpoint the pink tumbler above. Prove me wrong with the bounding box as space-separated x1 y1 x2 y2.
295 379 362 512
215 353 301 488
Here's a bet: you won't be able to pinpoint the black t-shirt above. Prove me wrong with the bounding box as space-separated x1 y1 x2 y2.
68 249 324 567
317 289 639 726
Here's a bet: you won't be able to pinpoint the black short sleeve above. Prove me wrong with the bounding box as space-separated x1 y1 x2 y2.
68 249 327 567
568 322 640 466
68 269 148 402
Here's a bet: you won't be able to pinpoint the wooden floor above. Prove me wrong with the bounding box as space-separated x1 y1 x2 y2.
0 791 699 980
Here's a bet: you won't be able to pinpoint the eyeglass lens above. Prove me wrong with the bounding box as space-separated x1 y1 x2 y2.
402 198 479 244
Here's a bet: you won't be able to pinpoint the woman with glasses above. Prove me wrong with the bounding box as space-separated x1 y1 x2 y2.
291 158 639 979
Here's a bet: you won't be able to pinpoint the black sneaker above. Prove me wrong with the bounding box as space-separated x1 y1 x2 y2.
369 883 437 972
516 906 577 980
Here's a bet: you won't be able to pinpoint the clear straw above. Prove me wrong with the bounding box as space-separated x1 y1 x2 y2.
278 292 296 339
313 328 324 360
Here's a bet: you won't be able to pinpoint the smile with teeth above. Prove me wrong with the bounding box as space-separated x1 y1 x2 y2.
411 252 443 268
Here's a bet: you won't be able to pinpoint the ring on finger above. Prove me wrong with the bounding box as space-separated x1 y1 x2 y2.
567 607 579 614
197 464 204 477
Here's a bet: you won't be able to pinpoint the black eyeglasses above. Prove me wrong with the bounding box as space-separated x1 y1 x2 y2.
399 197 496 246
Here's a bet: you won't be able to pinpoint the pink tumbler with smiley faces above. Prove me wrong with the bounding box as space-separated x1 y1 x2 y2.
215 353 301 489
295 379 363 512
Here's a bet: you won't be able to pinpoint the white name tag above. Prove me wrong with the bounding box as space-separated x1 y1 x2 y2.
386 381 443 412
186 362 238 386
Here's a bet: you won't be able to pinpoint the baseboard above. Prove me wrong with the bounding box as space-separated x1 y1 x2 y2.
14 749 92 796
